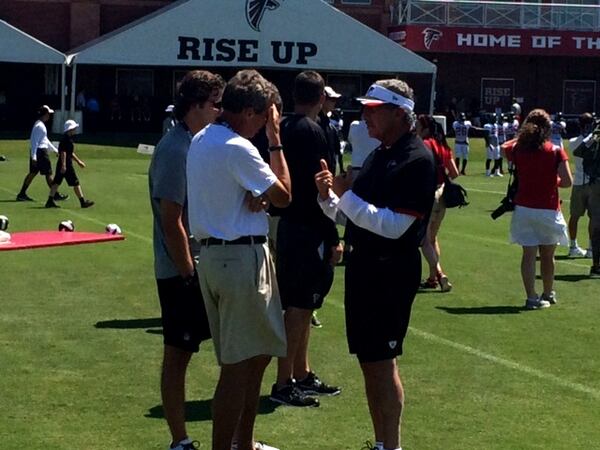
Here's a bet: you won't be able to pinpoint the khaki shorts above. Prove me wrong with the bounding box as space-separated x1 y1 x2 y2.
569 184 592 218
197 242 287 365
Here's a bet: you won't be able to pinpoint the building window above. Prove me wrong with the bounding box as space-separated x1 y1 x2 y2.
116 69 154 97
341 0 371 5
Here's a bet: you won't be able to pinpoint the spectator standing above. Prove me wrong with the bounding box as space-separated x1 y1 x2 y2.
149 70 225 450
416 115 460 292
566 113 594 258
315 79 436 450
186 69 291 450
504 109 573 309
270 71 342 408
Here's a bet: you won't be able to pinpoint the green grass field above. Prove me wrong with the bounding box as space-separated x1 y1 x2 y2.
1 136 599 450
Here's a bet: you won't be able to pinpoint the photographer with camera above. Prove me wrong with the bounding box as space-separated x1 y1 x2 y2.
572 116 600 278
503 109 573 309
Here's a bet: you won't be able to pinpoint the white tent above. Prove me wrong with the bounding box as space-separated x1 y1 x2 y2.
68 0 436 111
0 20 65 65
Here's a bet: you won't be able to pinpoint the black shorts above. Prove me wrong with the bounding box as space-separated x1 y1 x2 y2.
53 164 79 187
276 220 334 311
156 273 211 353
30 149 52 176
345 246 421 362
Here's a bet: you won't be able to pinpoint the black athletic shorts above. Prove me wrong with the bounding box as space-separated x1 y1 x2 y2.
345 246 421 363
53 164 79 187
276 219 335 311
30 149 52 176
156 273 211 353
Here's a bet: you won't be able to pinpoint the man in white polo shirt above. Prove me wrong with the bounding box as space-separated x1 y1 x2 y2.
186 69 291 450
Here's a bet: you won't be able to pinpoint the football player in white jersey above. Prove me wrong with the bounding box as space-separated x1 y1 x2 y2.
452 112 483 175
551 112 567 149
483 114 503 177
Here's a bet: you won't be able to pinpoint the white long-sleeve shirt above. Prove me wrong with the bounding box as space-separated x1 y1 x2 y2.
30 120 58 160
318 189 416 239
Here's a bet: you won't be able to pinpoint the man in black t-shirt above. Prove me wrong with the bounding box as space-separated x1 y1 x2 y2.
269 71 343 408
315 80 436 450
45 120 94 209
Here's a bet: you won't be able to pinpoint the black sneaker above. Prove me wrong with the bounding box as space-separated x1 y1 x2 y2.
269 382 319 407
296 372 341 396
360 441 379 450
45 199 59 208
54 192 69 201
590 266 600 279
169 438 200 450
16 193 34 201
80 199 95 208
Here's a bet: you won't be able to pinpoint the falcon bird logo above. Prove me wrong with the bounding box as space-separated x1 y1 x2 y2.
246 0 283 31
422 28 442 50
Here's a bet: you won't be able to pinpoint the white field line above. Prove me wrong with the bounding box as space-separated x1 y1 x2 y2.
325 298 600 400
0 184 152 243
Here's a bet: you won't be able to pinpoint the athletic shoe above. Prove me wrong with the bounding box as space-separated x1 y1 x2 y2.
438 274 452 293
494 171 504 177
45 199 59 208
16 193 34 201
590 266 600 279
420 278 438 289
540 291 557 305
585 248 593 259
568 246 586 257
54 192 69 201
311 311 322 328
525 297 551 310
169 438 200 450
254 442 280 450
296 371 341 396
360 441 381 450
269 382 320 407
80 199 95 208
232 441 279 450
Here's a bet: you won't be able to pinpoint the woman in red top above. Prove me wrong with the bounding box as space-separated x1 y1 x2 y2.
416 115 460 292
504 109 573 309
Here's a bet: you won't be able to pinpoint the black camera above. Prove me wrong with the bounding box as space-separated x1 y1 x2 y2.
490 195 515 220
491 176 518 220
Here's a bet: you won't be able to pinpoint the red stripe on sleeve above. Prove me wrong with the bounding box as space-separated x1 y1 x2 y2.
393 208 425 220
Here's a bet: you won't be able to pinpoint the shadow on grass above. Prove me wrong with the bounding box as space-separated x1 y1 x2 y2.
95 317 162 329
436 305 524 315
551 274 592 282
145 396 279 422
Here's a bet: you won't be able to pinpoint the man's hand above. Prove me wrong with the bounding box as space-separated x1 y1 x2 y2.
265 104 281 146
332 168 353 198
77 160 86 169
60 165 66 174
315 159 333 200
245 191 270 212
329 242 344 266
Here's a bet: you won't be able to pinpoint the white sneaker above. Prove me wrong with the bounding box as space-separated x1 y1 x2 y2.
525 297 551 310
541 291 557 305
495 171 504 177
568 246 586 257
255 443 280 450
232 442 279 450
585 248 593 258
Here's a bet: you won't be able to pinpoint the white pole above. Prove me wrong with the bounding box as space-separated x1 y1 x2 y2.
70 62 77 116
60 63 66 115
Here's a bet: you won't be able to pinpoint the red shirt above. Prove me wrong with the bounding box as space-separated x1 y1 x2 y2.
505 141 568 210
423 137 453 185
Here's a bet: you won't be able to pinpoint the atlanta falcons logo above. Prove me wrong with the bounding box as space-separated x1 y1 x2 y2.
246 0 283 32
422 28 442 50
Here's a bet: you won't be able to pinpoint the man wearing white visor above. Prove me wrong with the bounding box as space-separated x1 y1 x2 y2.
315 80 436 450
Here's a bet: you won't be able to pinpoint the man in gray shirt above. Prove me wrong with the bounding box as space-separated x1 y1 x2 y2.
149 70 225 450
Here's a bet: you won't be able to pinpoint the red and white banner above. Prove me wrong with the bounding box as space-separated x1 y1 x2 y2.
389 25 600 57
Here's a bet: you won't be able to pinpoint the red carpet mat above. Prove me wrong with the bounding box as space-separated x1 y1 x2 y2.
0 231 124 251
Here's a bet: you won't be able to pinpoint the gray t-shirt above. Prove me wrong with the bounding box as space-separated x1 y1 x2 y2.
149 122 194 279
